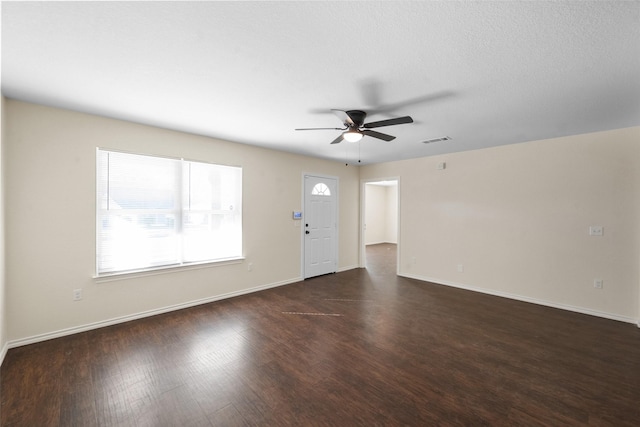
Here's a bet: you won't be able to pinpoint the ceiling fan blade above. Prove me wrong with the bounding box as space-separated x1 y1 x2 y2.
330 134 344 144
295 127 345 131
363 116 413 129
362 129 396 142
331 109 354 126
331 109 369 127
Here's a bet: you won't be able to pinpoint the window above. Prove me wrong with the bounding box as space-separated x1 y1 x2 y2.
97 149 242 275
311 182 331 196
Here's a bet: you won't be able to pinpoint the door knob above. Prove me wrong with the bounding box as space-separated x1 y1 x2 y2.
305 230 310 234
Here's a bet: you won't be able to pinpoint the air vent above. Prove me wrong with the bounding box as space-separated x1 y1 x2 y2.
422 136 452 144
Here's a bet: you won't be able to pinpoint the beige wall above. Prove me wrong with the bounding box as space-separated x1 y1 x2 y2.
364 184 397 245
0 96 7 361
386 185 398 244
362 127 640 323
364 184 386 245
4 100 360 343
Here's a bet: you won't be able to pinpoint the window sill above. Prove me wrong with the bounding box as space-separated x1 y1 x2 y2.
93 257 246 283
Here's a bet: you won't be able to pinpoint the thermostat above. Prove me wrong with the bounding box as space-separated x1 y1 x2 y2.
292 211 302 220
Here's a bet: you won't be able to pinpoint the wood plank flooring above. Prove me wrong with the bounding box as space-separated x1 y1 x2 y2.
1 243 639 426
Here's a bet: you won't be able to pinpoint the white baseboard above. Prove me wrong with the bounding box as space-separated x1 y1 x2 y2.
337 264 359 273
400 273 638 325
8 277 302 350
0 341 8 367
7 272 637 354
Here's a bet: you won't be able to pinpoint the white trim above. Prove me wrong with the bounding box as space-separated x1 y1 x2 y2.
7 276 301 350
6 271 636 353
337 264 359 273
94 257 245 283
400 273 638 325
365 241 399 247
360 177 400 271
0 342 8 367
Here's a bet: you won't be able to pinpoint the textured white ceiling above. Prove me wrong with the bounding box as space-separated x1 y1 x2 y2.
2 1 639 165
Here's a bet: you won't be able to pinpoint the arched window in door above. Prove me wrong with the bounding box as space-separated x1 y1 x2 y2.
311 182 331 196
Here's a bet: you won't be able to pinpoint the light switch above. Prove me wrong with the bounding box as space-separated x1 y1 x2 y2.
589 226 603 236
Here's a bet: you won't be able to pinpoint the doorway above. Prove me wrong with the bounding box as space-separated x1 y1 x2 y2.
361 179 399 272
303 174 338 279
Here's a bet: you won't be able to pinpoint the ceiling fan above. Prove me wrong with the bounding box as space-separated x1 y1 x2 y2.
295 109 413 144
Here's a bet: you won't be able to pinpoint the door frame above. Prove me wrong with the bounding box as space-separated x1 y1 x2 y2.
301 173 339 279
360 176 400 273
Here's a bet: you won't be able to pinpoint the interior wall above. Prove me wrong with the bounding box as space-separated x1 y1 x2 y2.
364 184 387 245
361 127 640 323
364 183 398 245
385 185 398 244
4 100 360 343
0 4 7 361
0 95 7 363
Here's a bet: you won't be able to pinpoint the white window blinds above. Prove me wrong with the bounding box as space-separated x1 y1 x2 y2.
97 149 242 275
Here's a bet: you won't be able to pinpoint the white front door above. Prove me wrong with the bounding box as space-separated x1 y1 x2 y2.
304 175 338 279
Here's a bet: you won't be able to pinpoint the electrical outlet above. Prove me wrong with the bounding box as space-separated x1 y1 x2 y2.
248 262 253 272
73 289 83 301
457 264 464 273
593 279 603 289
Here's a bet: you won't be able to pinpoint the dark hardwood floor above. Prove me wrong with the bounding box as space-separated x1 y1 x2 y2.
2 243 639 426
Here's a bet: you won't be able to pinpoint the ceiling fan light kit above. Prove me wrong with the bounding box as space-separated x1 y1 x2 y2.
343 131 363 142
296 109 414 145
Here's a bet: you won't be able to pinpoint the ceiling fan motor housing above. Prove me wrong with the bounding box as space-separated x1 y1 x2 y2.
345 110 367 128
